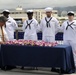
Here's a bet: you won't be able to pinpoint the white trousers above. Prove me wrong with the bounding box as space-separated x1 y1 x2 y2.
42 36 55 42
24 35 37 41
63 40 76 66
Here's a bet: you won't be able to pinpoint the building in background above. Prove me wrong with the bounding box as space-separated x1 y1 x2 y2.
0 6 76 27
0 7 58 27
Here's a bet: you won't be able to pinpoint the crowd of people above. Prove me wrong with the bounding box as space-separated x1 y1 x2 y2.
0 7 76 73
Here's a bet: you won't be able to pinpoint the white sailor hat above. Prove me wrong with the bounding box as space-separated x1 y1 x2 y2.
3 9 10 13
26 10 33 14
67 11 74 15
45 7 53 12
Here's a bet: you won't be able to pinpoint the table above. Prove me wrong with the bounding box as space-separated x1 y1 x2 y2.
1 45 75 73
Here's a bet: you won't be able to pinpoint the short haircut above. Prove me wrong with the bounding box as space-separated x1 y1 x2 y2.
0 16 7 23
67 13 74 16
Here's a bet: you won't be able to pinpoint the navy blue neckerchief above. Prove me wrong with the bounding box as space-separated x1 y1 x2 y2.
25 20 33 29
45 17 52 28
66 22 74 30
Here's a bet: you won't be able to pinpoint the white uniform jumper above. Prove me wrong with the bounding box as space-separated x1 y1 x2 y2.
22 18 39 41
40 17 60 42
61 20 76 66
5 16 18 41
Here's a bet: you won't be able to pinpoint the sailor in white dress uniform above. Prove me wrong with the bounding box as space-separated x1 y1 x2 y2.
60 11 76 66
22 10 39 41
2 10 18 41
39 7 60 42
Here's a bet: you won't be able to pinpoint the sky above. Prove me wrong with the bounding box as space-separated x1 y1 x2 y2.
0 0 76 9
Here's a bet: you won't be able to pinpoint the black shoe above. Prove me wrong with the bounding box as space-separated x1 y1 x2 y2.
60 69 70 74
54 69 70 74
51 68 60 73
6 66 16 70
51 68 73 74
1 66 6 70
21 67 24 70
25 67 35 70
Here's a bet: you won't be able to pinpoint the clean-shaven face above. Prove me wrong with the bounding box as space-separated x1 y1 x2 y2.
68 15 74 21
46 11 52 18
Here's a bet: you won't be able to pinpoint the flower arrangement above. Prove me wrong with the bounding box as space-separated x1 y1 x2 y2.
5 40 58 47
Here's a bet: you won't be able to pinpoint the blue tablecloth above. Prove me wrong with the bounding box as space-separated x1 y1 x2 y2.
1 45 75 73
